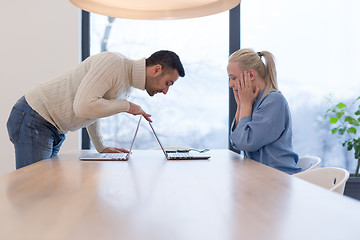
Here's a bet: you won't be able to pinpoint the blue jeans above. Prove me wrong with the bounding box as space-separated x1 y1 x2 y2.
6 96 65 169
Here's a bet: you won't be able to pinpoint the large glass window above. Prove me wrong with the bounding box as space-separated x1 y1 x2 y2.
241 0 360 172
90 13 229 150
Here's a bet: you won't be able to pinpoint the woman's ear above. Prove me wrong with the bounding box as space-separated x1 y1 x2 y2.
249 69 256 80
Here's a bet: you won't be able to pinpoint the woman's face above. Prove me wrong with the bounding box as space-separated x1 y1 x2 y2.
227 61 244 91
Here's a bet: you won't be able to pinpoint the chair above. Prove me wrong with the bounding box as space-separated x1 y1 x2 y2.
296 156 321 171
294 167 350 195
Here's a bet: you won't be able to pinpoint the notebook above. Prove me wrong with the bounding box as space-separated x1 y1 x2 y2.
148 121 211 160
79 116 142 161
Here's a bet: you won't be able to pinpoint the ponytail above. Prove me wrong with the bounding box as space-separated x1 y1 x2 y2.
258 51 278 97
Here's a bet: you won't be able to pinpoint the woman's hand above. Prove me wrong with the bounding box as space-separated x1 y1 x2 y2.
232 82 241 128
127 102 152 122
238 71 260 105
237 71 260 118
101 147 130 153
232 80 241 107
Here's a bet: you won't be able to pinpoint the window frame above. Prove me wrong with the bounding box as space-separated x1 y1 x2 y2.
80 6 241 150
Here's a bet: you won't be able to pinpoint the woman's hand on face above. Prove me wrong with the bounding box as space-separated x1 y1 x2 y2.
127 102 152 122
232 78 241 106
238 71 260 106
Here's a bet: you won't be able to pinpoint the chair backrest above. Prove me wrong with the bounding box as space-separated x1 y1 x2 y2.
294 167 350 195
296 156 321 171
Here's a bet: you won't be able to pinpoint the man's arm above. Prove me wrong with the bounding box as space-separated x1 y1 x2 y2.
86 121 131 153
86 121 107 153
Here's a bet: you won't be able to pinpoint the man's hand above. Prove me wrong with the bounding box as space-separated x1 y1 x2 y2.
128 102 152 122
101 147 130 153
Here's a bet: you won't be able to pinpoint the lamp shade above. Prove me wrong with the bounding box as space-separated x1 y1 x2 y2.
69 0 241 20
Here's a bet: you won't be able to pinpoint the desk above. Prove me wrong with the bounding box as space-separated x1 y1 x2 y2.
0 149 359 240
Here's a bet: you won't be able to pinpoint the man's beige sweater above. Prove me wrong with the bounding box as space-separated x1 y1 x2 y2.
25 52 146 152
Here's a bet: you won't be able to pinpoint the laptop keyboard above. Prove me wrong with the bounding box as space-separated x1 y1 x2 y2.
101 153 127 158
168 152 190 158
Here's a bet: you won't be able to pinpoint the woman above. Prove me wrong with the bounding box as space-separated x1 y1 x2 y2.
228 48 301 174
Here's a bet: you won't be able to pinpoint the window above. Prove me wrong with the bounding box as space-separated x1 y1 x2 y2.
241 0 360 172
89 12 230 150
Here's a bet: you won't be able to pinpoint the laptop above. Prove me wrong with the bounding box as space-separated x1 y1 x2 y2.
79 116 142 161
148 121 210 160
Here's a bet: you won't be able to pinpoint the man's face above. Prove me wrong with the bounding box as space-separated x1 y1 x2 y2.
145 67 180 96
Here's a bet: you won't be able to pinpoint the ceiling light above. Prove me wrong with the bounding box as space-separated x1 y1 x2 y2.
70 0 241 20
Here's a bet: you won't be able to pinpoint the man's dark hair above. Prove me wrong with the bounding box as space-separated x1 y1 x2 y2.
146 50 185 77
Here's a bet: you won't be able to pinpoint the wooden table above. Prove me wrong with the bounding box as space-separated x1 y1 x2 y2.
0 149 359 240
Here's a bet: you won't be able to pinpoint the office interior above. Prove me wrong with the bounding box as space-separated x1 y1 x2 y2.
1 1 360 177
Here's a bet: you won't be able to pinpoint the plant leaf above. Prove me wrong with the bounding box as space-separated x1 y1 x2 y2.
347 127 357 134
355 110 360 115
332 127 340 134
336 102 347 109
329 117 338 124
345 116 360 126
338 128 346 135
324 109 332 118
336 111 344 119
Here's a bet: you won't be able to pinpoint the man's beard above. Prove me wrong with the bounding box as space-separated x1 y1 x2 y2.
146 75 162 96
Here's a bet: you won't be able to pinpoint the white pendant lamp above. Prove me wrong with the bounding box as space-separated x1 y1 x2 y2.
69 0 241 20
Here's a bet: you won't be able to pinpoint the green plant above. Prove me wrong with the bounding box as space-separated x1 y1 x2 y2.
325 96 360 176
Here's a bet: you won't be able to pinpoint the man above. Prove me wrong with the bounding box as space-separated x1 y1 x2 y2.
7 50 185 169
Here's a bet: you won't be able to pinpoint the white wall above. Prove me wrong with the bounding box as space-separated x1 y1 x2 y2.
0 1 80 175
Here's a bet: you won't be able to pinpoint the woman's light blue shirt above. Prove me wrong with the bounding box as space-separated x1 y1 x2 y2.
230 89 302 175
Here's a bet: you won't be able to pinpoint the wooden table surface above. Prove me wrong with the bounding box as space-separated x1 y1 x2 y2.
0 149 359 240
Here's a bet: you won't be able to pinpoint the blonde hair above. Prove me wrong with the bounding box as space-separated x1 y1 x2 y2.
229 48 278 98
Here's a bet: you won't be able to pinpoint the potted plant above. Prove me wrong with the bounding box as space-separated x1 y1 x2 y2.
325 95 360 200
